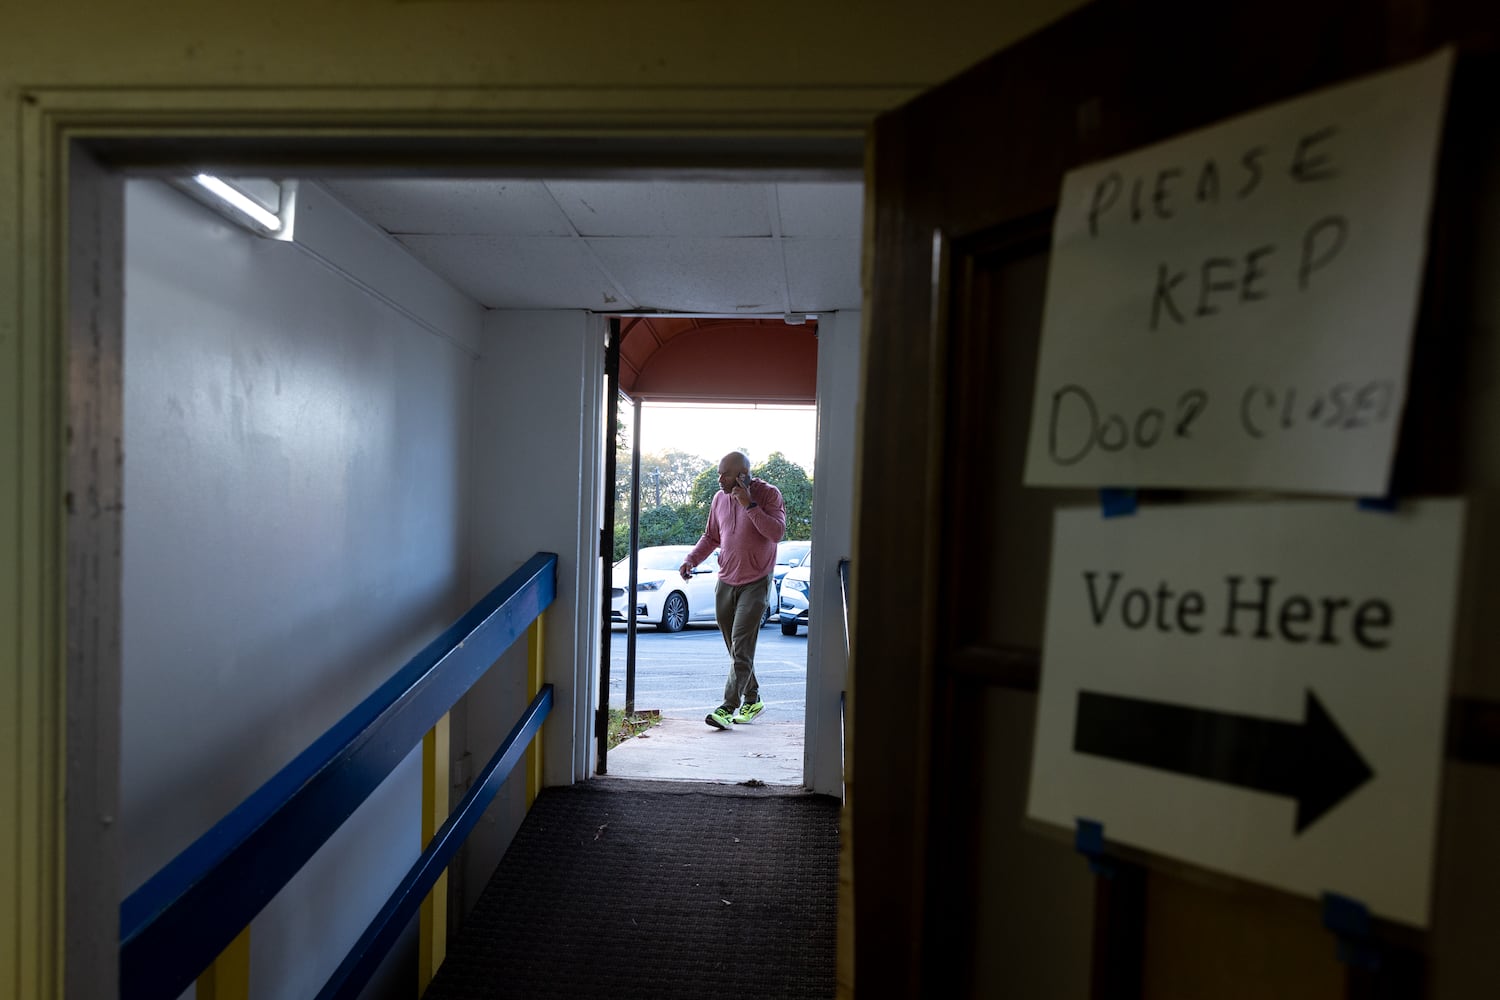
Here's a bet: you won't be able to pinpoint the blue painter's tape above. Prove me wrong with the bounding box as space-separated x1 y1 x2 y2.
1099 488 1138 518
1074 818 1114 878
1075 818 1104 856
1357 495 1399 513
1322 892 1370 935
1322 892 1381 972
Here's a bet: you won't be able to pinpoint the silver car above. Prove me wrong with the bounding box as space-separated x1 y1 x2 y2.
777 548 812 636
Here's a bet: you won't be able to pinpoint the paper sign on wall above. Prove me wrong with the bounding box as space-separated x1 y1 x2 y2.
1023 51 1452 495
1026 501 1464 926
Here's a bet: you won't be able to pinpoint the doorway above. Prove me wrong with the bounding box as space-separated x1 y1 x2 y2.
601 377 821 785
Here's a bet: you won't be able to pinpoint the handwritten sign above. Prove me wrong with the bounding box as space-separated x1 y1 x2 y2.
1023 51 1452 494
1026 501 1465 926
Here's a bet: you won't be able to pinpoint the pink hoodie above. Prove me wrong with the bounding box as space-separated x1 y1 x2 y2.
684 477 786 586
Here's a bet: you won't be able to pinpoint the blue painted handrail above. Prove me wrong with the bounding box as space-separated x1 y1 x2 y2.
119 552 558 1000
316 684 554 1000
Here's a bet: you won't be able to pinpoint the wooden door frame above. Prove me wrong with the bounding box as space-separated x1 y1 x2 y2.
856 0 1500 996
10 84 881 997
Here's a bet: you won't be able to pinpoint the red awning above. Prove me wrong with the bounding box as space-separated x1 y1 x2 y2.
618 317 817 404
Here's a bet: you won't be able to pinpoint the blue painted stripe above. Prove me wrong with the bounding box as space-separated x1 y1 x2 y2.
316 685 555 1000
119 553 557 1000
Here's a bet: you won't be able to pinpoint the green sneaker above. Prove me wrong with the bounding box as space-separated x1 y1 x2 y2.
705 707 735 730
733 701 765 724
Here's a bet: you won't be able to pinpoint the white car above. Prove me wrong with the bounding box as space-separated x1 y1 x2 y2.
778 548 812 636
771 540 811 606
611 545 720 632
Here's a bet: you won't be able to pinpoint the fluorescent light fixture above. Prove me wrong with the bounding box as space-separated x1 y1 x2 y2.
193 174 282 233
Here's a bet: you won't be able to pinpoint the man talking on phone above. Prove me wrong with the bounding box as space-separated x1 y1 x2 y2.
680 451 786 730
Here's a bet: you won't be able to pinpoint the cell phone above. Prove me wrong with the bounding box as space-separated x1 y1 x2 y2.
738 473 751 489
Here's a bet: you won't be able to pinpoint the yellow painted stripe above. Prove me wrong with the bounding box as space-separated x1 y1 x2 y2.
419 715 450 991
196 926 251 1000
525 614 545 809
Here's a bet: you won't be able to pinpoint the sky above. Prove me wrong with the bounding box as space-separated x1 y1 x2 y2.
625 402 818 474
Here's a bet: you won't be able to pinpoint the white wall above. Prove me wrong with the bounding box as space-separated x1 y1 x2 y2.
806 310 862 795
459 309 604 909
121 178 482 998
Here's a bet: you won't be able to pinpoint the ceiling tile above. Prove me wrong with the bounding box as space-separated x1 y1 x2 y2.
547 181 773 238
589 238 784 313
320 179 574 236
784 239 862 312
776 182 864 239
396 236 630 310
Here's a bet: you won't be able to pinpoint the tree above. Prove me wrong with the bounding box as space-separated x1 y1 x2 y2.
637 505 687 548
615 449 813 554
683 452 814 541
753 452 813 540
613 411 631 524
685 466 720 534
612 448 714 559
638 449 712 509
614 502 704 561
615 448 711 521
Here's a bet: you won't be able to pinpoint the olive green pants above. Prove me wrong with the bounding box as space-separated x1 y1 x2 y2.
715 574 772 713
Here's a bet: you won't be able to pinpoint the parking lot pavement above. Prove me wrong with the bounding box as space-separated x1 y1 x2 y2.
604 623 807 719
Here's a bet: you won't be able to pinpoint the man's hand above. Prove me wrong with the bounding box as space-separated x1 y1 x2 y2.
731 472 754 508
679 562 693 581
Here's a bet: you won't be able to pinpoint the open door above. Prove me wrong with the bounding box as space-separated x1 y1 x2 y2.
853 1 1500 997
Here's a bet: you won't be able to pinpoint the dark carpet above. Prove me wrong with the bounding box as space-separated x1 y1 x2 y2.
425 779 841 1000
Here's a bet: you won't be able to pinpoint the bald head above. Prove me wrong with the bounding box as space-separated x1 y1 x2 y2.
717 451 752 494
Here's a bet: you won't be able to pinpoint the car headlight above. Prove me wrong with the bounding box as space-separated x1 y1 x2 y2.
636 580 663 592
784 578 807 593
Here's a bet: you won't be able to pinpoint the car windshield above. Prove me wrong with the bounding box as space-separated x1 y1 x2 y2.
777 541 810 566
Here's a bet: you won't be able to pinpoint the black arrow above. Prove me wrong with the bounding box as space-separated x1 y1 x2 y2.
1073 689 1373 833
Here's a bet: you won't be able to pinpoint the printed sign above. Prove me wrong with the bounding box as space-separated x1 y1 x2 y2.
1026 501 1464 927
1023 51 1452 494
